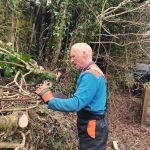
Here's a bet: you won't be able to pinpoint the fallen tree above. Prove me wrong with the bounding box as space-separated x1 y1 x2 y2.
0 41 61 95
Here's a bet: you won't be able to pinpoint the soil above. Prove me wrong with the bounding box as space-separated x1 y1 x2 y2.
107 92 150 150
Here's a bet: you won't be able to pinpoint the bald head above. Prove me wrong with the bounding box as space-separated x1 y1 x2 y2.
70 43 93 70
71 43 92 57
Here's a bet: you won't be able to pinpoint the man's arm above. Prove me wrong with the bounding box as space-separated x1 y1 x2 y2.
48 73 99 112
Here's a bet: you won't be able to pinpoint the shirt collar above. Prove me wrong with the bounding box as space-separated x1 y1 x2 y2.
81 61 95 73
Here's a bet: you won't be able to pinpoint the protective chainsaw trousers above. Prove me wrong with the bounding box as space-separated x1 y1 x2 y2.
77 118 108 150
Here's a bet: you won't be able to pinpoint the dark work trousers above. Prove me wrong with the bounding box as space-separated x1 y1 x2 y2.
77 118 109 150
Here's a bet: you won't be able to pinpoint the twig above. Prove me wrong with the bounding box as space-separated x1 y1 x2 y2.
0 93 19 98
0 61 24 67
0 142 20 149
0 98 38 101
102 0 131 17
0 101 41 112
104 1 149 20
97 33 145 37
0 85 31 97
15 131 26 150
6 71 30 95
106 19 150 26
21 70 33 90
91 38 150 47
137 38 150 58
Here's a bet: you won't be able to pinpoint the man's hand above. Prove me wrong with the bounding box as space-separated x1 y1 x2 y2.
35 84 53 103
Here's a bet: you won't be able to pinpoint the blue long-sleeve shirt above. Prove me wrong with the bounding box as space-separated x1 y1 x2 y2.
48 71 107 115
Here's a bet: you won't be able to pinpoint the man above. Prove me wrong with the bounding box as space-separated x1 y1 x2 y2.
35 43 109 150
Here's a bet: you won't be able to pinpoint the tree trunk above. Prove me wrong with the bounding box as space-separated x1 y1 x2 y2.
51 0 69 68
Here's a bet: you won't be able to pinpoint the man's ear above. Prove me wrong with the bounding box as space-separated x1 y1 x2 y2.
83 51 88 58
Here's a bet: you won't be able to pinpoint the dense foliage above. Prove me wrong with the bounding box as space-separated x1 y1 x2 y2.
0 0 149 85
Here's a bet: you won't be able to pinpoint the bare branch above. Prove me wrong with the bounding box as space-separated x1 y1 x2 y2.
0 101 41 113
91 38 150 47
106 19 150 27
103 1 150 20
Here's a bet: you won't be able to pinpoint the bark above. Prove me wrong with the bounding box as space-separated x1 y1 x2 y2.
38 3 47 60
0 112 18 131
0 142 20 148
11 11 16 48
0 111 28 131
51 0 69 68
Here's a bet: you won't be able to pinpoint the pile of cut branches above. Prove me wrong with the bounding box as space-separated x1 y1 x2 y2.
0 40 78 149
0 81 77 149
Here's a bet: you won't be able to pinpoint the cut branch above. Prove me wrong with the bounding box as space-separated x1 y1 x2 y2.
0 101 41 113
0 131 26 149
0 142 20 149
0 111 28 131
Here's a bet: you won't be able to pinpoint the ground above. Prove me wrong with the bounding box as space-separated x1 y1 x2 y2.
107 92 150 150
1 75 150 149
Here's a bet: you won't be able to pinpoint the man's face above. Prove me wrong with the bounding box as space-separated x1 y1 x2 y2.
70 49 84 70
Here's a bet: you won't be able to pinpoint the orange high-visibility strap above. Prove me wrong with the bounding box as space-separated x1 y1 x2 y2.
87 120 96 139
85 65 105 79
90 67 104 76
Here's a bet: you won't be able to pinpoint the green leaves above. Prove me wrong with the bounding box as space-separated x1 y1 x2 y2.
21 53 31 63
5 55 19 64
4 67 14 77
8 0 22 8
0 42 32 77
